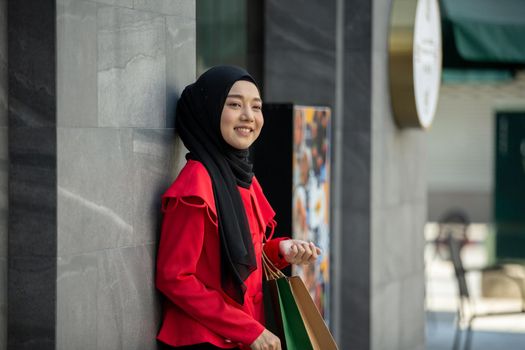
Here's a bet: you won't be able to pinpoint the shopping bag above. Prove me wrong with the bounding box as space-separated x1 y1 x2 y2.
275 277 314 350
289 276 338 350
262 250 339 350
262 251 313 350
263 279 286 345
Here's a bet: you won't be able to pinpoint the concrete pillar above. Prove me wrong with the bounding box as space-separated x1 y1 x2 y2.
6 0 195 348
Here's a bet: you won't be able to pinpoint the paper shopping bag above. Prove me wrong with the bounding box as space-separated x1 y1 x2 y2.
262 249 338 350
263 279 286 347
275 277 314 350
289 276 338 350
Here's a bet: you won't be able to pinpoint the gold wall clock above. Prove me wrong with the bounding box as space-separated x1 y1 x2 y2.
388 0 442 129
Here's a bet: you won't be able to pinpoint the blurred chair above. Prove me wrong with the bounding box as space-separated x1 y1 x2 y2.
434 209 470 261
448 236 525 350
426 209 471 328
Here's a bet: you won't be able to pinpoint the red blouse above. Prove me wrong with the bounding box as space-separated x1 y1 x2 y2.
156 160 289 349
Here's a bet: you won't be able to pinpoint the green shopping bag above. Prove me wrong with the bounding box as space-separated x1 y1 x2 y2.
276 277 314 350
262 251 313 350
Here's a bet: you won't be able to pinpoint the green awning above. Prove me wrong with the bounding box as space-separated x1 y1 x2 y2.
441 0 525 66
442 68 513 83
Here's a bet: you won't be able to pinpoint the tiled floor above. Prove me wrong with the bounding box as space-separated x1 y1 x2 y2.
426 311 525 350
425 223 525 350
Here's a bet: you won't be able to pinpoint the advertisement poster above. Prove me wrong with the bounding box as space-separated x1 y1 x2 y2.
292 105 331 321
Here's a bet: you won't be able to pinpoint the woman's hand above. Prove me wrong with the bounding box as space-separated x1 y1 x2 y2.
250 329 281 350
279 239 321 265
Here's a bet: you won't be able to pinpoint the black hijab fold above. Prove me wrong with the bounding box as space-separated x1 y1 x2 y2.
175 65 259 304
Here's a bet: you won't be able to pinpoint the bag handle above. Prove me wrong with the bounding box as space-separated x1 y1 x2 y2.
262 250 287 281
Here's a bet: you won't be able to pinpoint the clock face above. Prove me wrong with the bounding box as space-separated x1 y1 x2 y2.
413 0 442 128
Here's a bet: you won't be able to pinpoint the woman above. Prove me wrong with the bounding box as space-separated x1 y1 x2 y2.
156 65 321 350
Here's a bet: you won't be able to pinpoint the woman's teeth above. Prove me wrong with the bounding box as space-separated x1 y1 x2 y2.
236 127 252 133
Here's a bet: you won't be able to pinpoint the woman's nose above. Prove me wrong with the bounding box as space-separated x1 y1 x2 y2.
241 107 255 121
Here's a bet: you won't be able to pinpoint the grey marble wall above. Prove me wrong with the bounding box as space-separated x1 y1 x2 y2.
55 0 194 348
264 1 372 349
264 0 336 106
0 0 7 347
8 0 58 349
337 0 373 348
370 0 426 349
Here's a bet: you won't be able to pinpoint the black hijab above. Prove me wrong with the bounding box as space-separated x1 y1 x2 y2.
175 65 259 305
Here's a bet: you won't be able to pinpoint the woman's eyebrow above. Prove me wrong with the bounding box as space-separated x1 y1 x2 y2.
227 94 262 103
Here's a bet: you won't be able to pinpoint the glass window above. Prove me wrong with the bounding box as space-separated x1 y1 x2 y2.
196 0 247 75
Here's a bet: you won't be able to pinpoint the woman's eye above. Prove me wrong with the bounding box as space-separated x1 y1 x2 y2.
229 102 241 108
253 105 262 111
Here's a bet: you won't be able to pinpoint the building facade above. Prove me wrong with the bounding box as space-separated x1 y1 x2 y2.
0 1 427 349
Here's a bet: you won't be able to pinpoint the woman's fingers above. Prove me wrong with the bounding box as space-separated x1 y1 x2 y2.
293 241 315 265
308 242 318 263
281 239 322 265
301 242 313 263
250 329 281 350
295 242 307 261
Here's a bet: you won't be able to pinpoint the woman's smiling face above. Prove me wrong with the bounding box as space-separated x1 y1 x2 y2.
220 80 264 150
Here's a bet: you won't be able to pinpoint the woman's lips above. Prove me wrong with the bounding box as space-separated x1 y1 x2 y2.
234 127 253 136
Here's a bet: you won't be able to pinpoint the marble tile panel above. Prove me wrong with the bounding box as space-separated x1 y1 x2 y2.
371 127 384 210
399 130 427 203
134 0 195 18
398 203 417 276
131 129 177 245
265 0 335 52
342 51 372 134
372 205 413 287
409 200 427 275
57 0 98 127
0 0 6 128
8 255 56 350
371 280 401 350
414 136 427 203
91 0 133 8
372 0 390 53
380 128 403 207
57 127 133 256
0 257 6 349
166 15 196 128
8 0 56 127
398 131 417 204
9 127 56 258
0 126 6 258
98 6 166 128
264 48 335 106
399 274 426 350
56 252 98 350
338 207 371 349
173 135 189 172
96 244 159 350
341 131 371 211
340 208 370 289
371 51 391 134
343 0 372 52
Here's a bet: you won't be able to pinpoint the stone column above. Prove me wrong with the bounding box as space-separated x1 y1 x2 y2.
6 1 195 348
370 0 426 349
8 1 57 348
0 0 7 347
